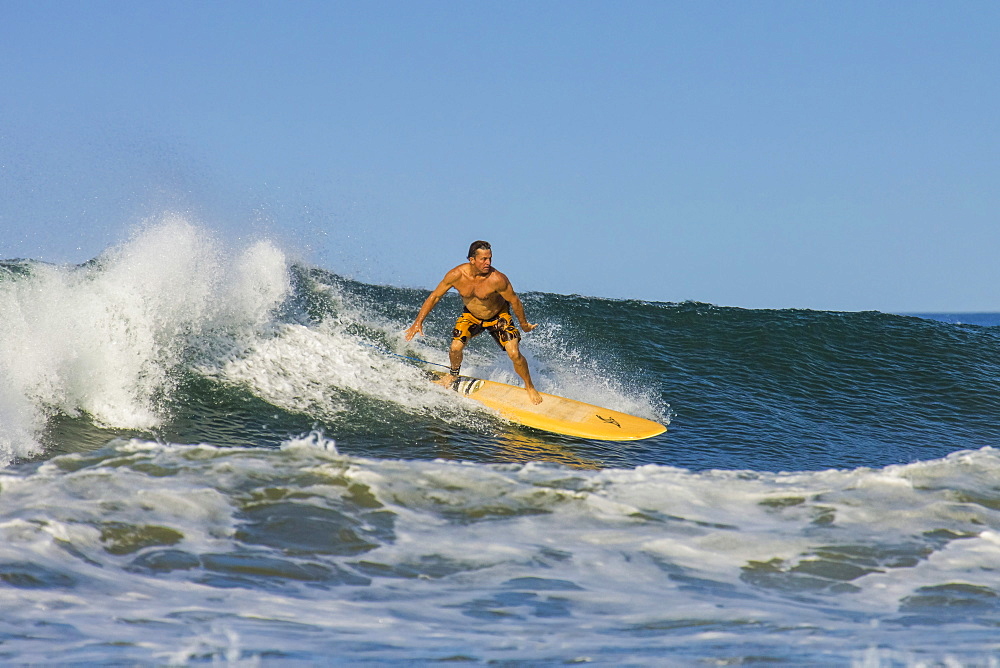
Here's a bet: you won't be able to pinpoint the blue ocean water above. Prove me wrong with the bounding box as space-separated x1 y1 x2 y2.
2 217 1000 665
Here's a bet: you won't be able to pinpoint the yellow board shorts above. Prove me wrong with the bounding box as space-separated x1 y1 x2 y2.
452 307 520 349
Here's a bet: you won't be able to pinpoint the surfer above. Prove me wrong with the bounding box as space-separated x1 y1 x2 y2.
405 240 543 405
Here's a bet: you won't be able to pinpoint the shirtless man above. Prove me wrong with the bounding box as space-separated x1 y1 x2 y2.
405 240 542 404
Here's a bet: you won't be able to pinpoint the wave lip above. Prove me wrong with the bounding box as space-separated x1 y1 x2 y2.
0 214 290 464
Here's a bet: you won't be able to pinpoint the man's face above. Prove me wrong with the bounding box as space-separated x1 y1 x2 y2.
469 249 492 275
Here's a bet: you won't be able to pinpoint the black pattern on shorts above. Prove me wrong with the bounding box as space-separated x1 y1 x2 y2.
451 309 520 349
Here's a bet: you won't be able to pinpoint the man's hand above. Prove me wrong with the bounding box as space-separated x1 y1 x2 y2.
521 322 538 333
404 322 423 341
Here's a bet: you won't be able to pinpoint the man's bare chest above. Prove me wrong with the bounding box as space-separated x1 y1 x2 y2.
454 277 500 301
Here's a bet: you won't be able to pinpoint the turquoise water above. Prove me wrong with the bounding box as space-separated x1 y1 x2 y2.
2 218 1000 665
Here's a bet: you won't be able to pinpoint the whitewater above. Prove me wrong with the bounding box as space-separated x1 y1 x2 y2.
2 215 1000 665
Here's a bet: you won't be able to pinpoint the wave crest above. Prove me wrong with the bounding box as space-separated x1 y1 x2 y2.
0 214 290 464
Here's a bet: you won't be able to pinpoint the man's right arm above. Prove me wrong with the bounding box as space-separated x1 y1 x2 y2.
405 272 455 340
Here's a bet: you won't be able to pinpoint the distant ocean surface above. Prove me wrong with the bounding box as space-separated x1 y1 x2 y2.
3 217 1000 665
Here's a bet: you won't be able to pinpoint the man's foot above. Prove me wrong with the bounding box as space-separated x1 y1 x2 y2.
435 374 458 389
526 386 543 405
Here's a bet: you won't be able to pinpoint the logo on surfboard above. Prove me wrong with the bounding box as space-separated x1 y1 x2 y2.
596 414 622 428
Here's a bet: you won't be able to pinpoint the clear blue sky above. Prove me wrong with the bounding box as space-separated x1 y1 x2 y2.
2 0 998 312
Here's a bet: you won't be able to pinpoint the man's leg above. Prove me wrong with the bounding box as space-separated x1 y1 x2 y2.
434 337 466 387
503 338 542 404
448 337 466 375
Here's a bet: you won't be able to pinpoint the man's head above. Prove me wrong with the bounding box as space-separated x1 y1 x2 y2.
467 240 493 275
467 240 491 259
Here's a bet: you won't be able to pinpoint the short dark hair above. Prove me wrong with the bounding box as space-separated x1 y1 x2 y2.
468 240 491 259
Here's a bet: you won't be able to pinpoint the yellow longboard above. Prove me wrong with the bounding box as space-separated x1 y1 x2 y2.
434 373 666 441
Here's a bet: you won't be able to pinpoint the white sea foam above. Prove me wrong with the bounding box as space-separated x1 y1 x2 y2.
211 320 488 426
484 319 670 424
2 440 1000 663
0 214 290 464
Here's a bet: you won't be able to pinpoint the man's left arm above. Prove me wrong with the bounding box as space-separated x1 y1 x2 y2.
498 277 537 333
